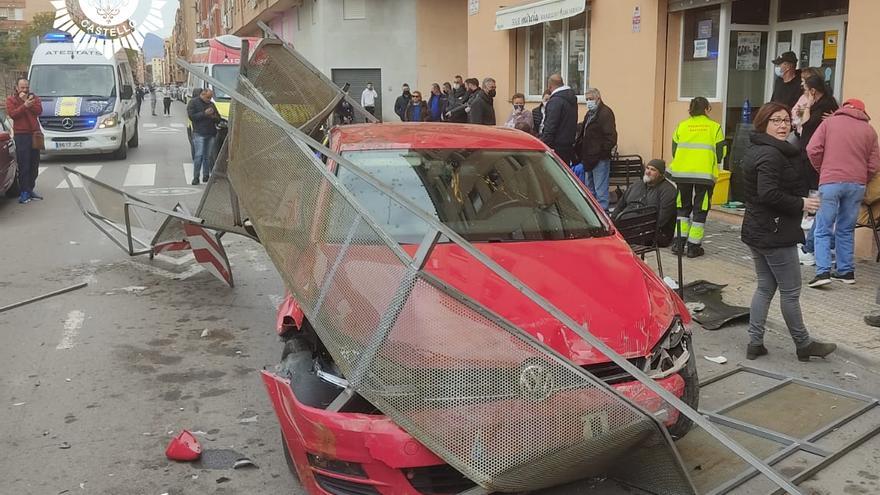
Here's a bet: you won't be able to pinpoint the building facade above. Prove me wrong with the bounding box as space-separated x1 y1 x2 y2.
150 57 166 85
0 0 27 36
22 0 51 21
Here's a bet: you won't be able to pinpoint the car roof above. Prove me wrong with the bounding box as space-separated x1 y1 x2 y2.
331 123 549 152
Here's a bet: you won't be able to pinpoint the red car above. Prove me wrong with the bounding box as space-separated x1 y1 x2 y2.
0 117 20 197
262 123 698 495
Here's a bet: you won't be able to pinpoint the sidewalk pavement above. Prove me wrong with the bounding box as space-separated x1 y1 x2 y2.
650 208 880 367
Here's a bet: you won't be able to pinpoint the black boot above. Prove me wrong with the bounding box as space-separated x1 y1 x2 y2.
671 238 686 255
746 344 768 360
864 312 880 328
796 341 837 362
686 242 705 258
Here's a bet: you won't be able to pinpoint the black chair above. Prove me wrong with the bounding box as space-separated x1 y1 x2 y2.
856 198 880 262
609 154 644 205
615 205 663 277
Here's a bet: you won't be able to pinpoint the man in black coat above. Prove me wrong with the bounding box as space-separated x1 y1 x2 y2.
447 75 469 123
575 87 618 210
394 83 412 121
540 74 578 164
612 159 678 246
467 77 496 126
187 89 220 184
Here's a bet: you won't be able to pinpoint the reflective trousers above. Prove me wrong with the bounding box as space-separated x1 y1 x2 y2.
676 182 713 244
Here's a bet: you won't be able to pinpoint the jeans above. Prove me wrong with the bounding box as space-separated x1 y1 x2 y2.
815 182 865 275
192 133 216 179
163 98 172 115
150 99 157 115
748 246 812 349
584 159 610 210
13 133 39 193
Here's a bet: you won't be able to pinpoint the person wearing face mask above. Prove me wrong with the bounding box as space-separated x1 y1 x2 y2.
741 101 836 362
574 87 617 210
467 77 496 126
668 97 726 258
771 52 802 110
445 75 468 123
394 83 412 121
532 89 551 136
504 93 533 134
540 74 577 163
612 159 678 247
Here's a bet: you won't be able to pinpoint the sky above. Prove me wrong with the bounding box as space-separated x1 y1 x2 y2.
156 0 179 38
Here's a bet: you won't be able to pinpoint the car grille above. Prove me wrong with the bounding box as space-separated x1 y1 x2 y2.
314 473 380 495
583 357 647 385
405 465 477 494
40 116 95 132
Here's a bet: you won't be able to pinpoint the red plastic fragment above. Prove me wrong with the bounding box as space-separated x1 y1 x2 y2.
165 430 202 461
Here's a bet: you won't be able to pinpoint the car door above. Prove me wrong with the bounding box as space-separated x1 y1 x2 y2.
0 118 17 195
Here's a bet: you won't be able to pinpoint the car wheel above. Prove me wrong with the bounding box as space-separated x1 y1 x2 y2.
113 131 127 160
666 337 699 440
5 173 20 197
128 121 139 148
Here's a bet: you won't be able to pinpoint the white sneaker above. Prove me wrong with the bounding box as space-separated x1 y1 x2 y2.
799 250 816 266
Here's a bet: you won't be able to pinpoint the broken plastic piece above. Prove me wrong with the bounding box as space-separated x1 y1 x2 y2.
232 458 258 469
165 430 202 461
704 355 728 365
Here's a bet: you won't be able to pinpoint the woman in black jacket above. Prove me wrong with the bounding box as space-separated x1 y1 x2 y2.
741 102 836 362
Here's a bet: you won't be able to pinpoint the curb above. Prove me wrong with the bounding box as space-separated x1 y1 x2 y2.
763 317 880 371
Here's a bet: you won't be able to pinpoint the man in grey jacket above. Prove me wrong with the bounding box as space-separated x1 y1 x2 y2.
612 159 678 247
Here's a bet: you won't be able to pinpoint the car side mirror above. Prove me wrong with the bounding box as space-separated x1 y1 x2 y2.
121 85 133 99
0 131 10 142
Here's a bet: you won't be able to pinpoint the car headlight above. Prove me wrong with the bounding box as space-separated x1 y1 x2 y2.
98 112 118 129
643 318 691 379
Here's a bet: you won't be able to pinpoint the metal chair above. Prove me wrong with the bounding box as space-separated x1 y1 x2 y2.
615 205 663 277
856 198 880 262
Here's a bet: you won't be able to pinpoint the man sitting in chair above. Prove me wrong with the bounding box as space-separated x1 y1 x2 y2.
612 159 678 247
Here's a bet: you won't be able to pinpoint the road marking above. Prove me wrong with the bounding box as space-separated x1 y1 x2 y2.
123 163 156 187
143 123 157 128
38 167 47 175
171 123 185 128
183 163 194 184
57 165 102 189
148 126 181 134
57 309 84 350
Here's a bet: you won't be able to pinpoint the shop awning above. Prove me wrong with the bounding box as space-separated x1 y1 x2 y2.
495 0 587 31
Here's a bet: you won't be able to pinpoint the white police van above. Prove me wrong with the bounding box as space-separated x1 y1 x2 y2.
29 33 139 159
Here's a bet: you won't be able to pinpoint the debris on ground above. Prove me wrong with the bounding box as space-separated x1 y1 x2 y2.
238 415 258 424
844 372 859 379
165 430 202 462
216 477 230 484
233 458 258 469
704 356 728 365
200 329 210 338
686 302 706 313
196 449 250 469
59 442 71 449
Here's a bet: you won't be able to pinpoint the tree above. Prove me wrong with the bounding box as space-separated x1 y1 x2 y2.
0 11 56 69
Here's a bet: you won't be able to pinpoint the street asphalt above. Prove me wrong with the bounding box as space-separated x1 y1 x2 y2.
1 106 878 494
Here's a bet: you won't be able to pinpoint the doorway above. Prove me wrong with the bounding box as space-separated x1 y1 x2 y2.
770 19 847 101
331 68 382 122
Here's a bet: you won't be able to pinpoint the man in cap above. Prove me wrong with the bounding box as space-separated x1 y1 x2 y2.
806 98 880 287
771 51 802 109
612 159 678 247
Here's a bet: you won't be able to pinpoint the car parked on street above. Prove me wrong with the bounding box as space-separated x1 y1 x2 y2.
262 123 698 495
0 117 20 197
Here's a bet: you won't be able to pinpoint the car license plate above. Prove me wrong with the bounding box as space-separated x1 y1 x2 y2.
55 142 83 149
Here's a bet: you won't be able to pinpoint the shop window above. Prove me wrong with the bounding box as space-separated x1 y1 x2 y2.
731 0 769 25
680 6 721 100
778 0 848 22
525 12 590 98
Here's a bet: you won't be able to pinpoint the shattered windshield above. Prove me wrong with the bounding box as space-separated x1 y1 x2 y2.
337 148 607 244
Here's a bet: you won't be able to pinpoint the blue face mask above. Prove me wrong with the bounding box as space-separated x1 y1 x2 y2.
586 100 598 112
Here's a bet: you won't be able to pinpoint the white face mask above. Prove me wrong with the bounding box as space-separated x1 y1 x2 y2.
586 100 598 112
453 83 461 90
774 66 784 78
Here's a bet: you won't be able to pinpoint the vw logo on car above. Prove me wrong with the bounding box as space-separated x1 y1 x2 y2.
518 361 555 401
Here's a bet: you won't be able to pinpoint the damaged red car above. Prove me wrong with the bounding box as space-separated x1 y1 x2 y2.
262 123 698 495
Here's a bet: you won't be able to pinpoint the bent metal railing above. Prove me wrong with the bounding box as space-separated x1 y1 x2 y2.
177 37 802 495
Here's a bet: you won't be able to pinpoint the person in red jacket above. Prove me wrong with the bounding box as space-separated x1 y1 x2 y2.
806 98 880 287
5 78 44 204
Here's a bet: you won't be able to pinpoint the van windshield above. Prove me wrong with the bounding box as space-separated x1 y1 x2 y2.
212 65 238 100
336 149 609 244
30 65 116 98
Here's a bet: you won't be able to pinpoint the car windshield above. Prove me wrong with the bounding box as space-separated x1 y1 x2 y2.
337 148 608 244
30 65 115 98
212 65 238 99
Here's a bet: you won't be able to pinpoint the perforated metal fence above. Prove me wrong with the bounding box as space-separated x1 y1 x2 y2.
219 58 695 494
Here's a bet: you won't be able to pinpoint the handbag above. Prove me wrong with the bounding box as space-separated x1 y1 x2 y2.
32 130 45 151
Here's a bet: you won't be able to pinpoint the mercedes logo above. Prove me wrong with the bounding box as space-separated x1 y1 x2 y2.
61 118 74 130
519 362 555 401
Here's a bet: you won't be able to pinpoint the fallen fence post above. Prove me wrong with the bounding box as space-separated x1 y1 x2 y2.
0 282 89 314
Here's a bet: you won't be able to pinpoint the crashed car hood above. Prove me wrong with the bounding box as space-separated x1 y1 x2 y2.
406 237 677 365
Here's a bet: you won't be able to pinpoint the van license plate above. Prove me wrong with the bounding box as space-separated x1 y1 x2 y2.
55 142 83 149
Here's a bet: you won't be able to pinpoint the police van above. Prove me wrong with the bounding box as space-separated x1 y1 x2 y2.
29 33 139 159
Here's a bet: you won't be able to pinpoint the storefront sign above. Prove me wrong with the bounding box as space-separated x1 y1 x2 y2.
825 31 838 60
697 19 712 39
494 0 586 31
694 39 708 58
736 32 761 71
468 0 479 16
632 6 641 33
